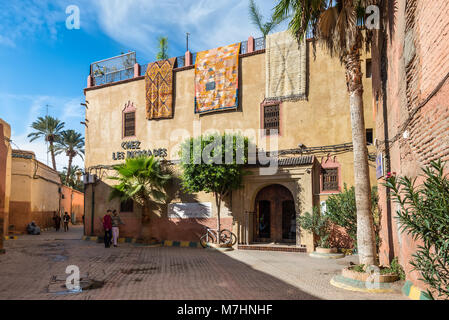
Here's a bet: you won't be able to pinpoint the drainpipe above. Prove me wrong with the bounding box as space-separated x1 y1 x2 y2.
90 184 95 235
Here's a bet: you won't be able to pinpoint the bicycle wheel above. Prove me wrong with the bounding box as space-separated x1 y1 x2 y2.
219 229 234 245
199 234 209 248
200 232 216 248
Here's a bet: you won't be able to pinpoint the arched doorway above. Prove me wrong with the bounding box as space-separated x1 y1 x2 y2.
254 184 296 243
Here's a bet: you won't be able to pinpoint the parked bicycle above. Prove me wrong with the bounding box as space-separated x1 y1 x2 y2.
199 227 237 248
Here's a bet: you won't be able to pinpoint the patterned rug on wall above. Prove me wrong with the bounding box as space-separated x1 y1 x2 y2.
265 30 307 102
194 42 241 114
145 57 176 119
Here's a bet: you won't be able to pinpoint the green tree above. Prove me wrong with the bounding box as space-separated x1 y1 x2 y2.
179 134 250 234
27 115 65 170
385 160 449 299
325 184 380 249
60 165 84 192
55 130 84 181
273 0 378 265
248 0 284 37
109 156 172 240
297 206 330 248
156 36 169 60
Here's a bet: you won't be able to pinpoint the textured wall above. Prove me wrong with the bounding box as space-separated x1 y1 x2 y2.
9 151 61 232
373 0 449 291
60 185 84 224
0 119 11 252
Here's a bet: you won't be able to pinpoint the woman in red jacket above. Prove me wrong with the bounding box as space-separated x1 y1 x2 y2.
102 210 113 248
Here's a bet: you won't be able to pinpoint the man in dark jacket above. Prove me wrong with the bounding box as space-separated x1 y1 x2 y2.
63 212 70 232
53 212 61 232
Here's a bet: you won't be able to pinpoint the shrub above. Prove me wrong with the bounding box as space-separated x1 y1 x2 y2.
325 184 380 249
297 207 330 248
384 160 449 299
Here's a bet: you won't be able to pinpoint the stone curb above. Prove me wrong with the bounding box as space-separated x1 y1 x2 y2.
82 236 137 243
330 275 399 293
309 252 345 259
82 236 202 248
161 240 202 249
402 280 432 300
4 236 18 240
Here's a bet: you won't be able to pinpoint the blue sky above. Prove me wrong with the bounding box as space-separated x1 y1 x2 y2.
0 0 285 170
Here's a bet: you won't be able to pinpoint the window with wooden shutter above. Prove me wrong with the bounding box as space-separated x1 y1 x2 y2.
123 111 135 137
263 104 280 135
322 168 339 191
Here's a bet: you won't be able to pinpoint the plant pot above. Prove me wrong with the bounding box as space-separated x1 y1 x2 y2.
342 267 399 283
316 247 338 254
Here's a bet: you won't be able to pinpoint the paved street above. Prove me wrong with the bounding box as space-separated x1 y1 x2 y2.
0 226 406 300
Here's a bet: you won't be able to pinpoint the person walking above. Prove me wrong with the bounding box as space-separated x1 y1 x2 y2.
52 212 61 232
102 210 113 248
111 210 125 247
63 212 70 232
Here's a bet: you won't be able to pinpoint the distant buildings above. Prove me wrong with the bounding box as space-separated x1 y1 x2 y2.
0 118 85 248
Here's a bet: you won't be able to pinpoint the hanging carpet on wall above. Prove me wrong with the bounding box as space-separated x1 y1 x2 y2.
145 57 176 119
194 42 241 114
265 30 307 102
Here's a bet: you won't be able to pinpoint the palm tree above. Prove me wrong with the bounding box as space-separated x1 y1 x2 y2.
249 0 284 37
61 165 82 186
156 36 169 60
27 116 65 170
55 130 84 182
273 0 378 266
109 156 172 240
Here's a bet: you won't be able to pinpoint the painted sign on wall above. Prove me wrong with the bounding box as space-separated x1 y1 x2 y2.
168 202 212 219
112 140 167 160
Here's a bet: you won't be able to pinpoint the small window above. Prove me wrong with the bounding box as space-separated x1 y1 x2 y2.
366 59 372 78
322 168 339 191
120 199 134 212
124 112 135 137
263 104 280 135
366 128 374 145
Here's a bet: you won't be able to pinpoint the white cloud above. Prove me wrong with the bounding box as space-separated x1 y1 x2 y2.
0 0 286 57
92 0 285 60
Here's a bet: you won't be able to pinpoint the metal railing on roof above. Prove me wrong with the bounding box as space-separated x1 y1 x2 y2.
90 36 271 86
91 52 136 86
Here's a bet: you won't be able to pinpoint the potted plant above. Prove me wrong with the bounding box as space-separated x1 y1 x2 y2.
298 207 341 257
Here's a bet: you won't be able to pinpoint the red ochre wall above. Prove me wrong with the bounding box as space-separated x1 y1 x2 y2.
60 185 84 224
372 0 449 291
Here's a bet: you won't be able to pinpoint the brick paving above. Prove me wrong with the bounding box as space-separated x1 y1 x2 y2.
0 226 406 300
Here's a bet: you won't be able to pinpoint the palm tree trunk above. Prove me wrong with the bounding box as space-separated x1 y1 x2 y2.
344 50 377 266
140 200 160 243
67 155 73 186
49 141 57 170
140 203 152 242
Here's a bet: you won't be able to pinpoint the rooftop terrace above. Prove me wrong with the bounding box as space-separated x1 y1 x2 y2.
87 30 314 88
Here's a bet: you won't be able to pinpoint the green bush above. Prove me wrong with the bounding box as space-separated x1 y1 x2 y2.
297 207 330 248
384 160 449 299
325 184 380 249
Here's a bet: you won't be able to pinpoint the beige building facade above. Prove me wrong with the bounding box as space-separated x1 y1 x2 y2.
9 150 61 233
0 119 12 253
84 36 376 251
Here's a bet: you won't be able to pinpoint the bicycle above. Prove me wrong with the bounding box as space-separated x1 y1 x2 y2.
199 227 237 248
